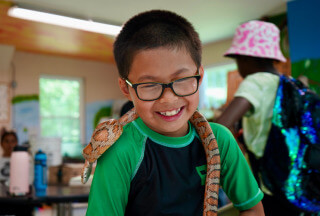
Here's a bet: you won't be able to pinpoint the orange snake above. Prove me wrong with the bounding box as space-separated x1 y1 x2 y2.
81 108 221 216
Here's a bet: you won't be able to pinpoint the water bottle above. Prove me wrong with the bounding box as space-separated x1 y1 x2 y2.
34 149 47 196
9 146 30 196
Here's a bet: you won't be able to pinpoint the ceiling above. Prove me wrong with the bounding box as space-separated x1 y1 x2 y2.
10 0 288 44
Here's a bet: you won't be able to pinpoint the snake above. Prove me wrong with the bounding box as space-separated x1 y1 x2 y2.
81 108 221 216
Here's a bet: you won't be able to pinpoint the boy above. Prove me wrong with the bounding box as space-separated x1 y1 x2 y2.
86 10 264 215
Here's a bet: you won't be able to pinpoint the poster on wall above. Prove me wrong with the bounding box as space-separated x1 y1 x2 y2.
0 83 10 123
85 99 128 144
12 95 40 145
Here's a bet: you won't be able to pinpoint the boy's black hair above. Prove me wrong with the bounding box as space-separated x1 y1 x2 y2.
113 10 202 79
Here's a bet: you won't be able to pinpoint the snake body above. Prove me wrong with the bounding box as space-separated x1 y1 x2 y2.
81 108 221 216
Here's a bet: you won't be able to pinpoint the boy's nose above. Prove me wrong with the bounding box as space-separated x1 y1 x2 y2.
158 87 178 103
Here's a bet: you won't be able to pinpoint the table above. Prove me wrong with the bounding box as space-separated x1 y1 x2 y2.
0 183 90 216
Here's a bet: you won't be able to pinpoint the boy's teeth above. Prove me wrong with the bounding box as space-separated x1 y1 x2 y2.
160 108 181 116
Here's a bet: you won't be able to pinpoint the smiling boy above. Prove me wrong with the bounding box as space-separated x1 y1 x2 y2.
86 10 264 216
122 47 199 137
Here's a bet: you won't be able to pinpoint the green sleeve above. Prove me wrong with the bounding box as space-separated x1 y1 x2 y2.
210 123 264 211
86 124 145 216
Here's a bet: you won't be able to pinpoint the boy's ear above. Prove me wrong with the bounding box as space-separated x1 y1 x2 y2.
198 66 204 85
118 78 132 101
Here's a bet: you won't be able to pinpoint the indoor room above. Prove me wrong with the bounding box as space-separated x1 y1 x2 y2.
0 0 319 215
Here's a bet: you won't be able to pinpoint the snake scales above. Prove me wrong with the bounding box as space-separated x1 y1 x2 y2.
81 108 221 216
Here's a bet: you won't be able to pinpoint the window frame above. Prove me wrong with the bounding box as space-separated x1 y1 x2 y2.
201 61 237 109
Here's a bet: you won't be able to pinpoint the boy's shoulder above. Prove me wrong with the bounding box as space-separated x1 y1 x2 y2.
208 122 233 138
207 122 239 159
117 119 144 144
97 119 145 169
100 119 145 157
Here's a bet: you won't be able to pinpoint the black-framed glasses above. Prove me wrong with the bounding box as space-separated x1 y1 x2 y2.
125 74 201 101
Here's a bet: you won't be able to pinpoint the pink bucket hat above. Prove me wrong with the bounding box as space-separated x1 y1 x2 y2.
224 20 286 62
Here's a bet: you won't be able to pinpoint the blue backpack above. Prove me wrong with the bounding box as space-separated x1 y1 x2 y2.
260 75 320 213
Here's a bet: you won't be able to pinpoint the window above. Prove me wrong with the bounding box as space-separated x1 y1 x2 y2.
199 63 237 109
39 75 84 158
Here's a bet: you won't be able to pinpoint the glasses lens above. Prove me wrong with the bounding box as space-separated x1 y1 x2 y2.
136 83 163 100
172 76 198 96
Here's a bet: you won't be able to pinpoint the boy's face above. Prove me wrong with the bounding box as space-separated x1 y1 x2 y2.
119 47 203 137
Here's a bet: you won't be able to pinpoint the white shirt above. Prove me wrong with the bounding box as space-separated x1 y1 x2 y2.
235 72 279 158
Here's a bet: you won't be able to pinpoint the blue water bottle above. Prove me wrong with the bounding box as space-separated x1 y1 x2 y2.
34 149 47 196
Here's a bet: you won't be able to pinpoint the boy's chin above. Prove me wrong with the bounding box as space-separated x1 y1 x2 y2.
156 126 189 137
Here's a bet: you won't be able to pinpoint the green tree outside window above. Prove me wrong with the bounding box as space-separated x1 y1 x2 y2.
39 77 82 157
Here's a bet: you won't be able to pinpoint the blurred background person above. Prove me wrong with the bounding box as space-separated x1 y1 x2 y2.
1 129 18 157
215 20 301 216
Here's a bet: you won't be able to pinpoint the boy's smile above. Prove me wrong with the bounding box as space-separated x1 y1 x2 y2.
158 107 182 117
156 106 184 122
119 47 204 137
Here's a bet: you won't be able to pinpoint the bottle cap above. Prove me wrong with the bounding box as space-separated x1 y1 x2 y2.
36 149 45 154
13 146 28 152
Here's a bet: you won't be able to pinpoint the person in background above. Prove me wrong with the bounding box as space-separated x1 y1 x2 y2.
1 129 18 157
216 20 308 216
120 100 134 117
85 10 264 216
0 129 35 215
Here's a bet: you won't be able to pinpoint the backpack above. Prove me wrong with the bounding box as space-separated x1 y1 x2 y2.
260 75 320 213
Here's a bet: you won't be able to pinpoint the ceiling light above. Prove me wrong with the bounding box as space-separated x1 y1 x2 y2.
8 6 122 36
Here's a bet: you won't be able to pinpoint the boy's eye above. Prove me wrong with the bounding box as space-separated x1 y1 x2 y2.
140 83 159 89
174 77 187 83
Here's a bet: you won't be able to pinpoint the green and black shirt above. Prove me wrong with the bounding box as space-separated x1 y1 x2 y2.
86 118 263 216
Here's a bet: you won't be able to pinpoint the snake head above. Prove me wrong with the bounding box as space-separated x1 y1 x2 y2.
81 160 92 184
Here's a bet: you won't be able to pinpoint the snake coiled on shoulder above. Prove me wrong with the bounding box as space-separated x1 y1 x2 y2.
81 108 221 216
